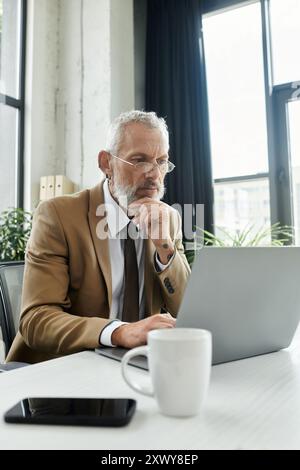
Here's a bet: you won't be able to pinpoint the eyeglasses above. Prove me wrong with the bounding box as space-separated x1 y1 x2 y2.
110 153 175 174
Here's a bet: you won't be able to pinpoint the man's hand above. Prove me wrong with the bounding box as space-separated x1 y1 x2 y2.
111 313 176 349
128 198 175 264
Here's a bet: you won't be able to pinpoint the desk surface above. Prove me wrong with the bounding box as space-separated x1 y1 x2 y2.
1 328 300 450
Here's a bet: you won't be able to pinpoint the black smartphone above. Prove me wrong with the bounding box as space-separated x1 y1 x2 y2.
4 397 136 427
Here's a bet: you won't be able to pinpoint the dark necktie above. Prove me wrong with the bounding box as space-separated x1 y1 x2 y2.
122 223 140 323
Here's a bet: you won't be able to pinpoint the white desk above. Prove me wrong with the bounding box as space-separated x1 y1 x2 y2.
1 328 300 450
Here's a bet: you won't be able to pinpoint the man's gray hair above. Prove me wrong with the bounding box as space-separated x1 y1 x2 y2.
106 110 169 155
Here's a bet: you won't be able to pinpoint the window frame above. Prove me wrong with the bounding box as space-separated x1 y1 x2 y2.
272 83 300 227
202 0 300 239
203 0 258 16
0 0 27 209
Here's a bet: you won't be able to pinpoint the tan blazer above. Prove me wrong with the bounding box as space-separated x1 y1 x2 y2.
6 182 190 364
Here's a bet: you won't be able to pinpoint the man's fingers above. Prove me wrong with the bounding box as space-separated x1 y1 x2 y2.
128 206 139 218
149 316 176 330
160 313 176 323
161 312 175 319
150 313 176 323
149 322 175 332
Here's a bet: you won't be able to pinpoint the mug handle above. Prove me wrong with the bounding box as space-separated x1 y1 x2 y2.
121 346 154 397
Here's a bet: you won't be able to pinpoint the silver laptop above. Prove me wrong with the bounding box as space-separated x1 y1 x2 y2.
96 247 300 368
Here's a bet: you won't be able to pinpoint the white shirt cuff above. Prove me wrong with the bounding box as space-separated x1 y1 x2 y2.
99 320 127 347
155 251 175 272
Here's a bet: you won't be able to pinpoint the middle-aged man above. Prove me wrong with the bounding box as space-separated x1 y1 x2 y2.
7 110 190 364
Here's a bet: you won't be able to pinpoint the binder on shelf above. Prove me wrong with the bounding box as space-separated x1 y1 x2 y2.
39 175 75 201
46 175 55 199
39 176 47 201
55 175 75 197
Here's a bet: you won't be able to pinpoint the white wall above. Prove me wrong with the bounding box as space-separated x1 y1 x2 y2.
24 0 135 210
24 0 60 210
110 0 135 120
57 0 112 191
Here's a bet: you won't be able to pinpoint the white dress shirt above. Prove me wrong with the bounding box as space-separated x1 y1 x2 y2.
100 179 172 346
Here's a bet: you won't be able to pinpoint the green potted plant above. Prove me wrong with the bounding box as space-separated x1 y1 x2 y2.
185 223 294 267
0 208 32 262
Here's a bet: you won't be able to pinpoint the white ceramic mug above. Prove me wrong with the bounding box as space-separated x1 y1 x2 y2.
121 328 212 417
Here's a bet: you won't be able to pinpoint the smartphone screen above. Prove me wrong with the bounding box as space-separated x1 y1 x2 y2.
4 397 136 427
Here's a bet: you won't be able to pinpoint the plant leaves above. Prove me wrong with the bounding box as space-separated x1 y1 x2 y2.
0 208 32 261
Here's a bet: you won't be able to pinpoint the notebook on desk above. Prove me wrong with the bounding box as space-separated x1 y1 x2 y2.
96 247 300 368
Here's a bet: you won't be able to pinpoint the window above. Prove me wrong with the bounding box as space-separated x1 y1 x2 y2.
0 0 26 215
270 0 300 85
270 0 300 244
203 1 270 239
202 0 300 244
287 99 300 243
214 178 270 239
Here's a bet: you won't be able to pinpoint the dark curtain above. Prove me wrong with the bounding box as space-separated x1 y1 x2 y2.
145 0 214 236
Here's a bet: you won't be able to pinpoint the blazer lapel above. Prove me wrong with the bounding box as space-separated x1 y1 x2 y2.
88 181 112 310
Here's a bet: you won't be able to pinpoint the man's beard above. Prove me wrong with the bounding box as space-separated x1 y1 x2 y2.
112 177 166 207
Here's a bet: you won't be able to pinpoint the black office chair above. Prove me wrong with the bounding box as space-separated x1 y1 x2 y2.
0 261 29 372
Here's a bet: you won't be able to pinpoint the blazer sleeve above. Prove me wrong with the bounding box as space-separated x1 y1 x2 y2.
155 210 191 316
19 200 111 356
